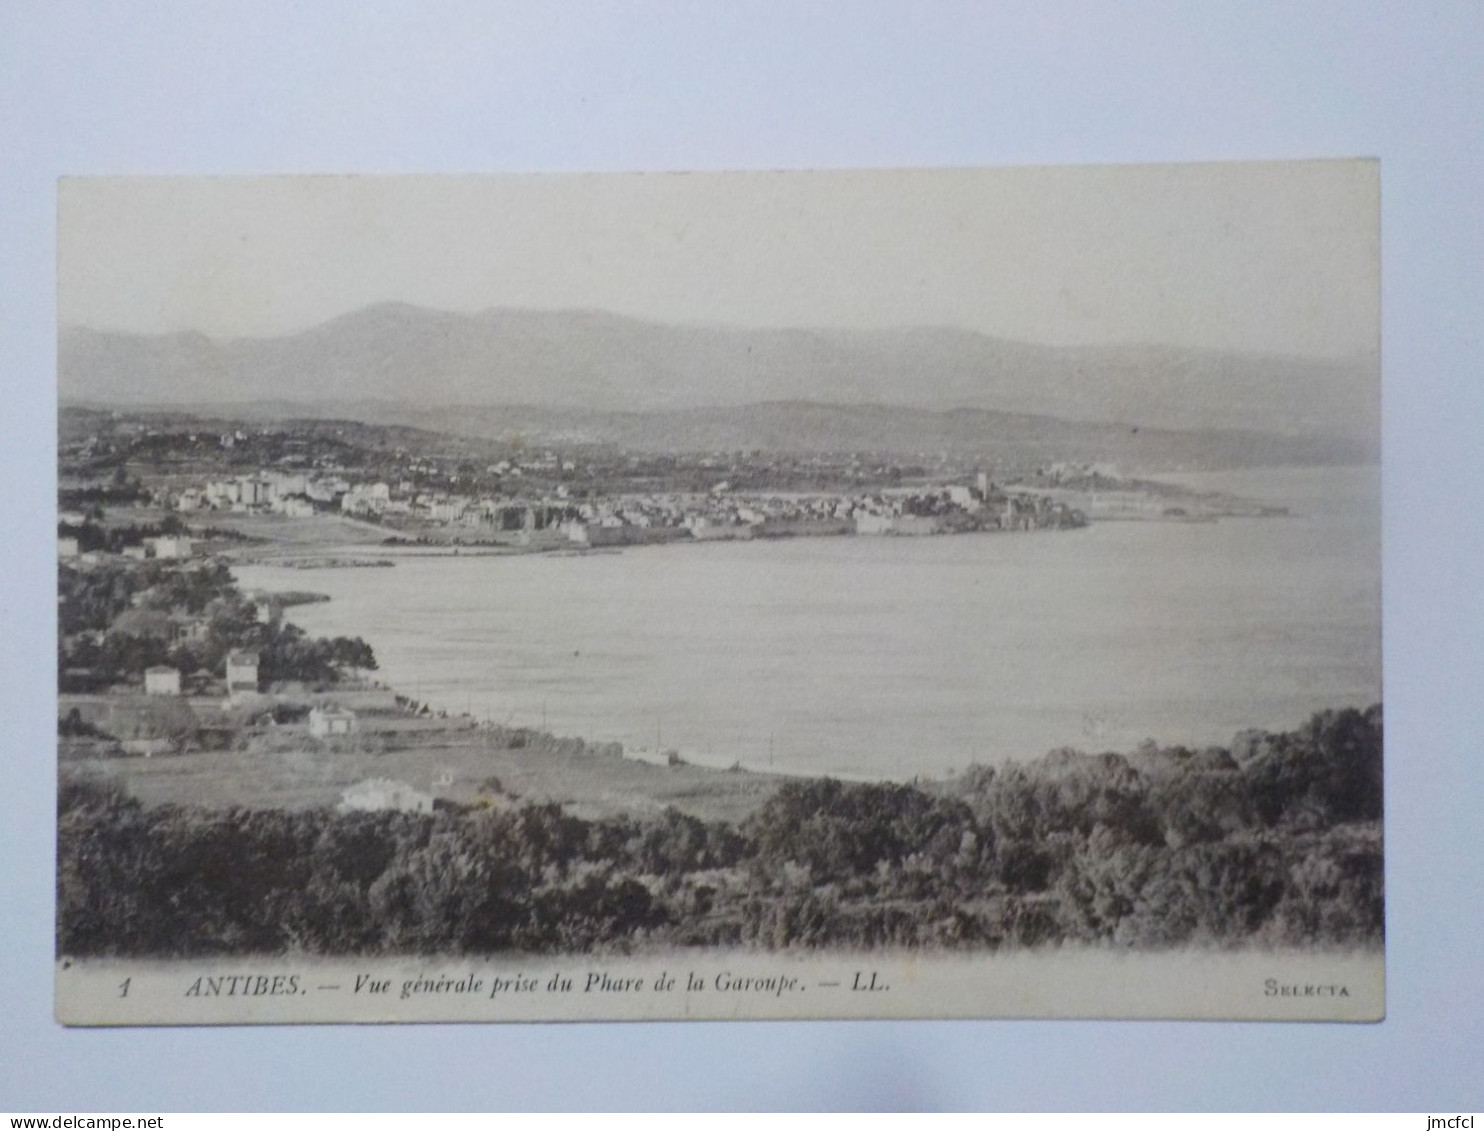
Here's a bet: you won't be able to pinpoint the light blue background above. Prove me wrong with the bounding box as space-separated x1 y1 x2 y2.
3 1 1480 1112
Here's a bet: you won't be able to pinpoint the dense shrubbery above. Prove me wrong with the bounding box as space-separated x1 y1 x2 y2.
257 624 378 686
58 560 376 689
57 706 1383 957
59 481 151 511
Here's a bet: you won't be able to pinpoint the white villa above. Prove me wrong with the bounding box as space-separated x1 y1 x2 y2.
143 666 181 696
337 779 434 815
309 705 357 738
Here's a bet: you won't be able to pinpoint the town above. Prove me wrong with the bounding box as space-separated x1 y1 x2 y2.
59 408 1091 562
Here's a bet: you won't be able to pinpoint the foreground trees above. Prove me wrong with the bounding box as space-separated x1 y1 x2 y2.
57 706 1383 957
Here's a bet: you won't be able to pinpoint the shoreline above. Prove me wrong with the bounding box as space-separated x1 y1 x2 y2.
61 460 1379 819
208 464 1327 571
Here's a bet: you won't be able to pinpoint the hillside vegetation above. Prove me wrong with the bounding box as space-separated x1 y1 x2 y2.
58 706 1382 956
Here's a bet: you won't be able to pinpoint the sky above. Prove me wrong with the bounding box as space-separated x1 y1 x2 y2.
58 161 1379 358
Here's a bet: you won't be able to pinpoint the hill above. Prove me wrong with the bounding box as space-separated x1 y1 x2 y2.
60 303 1378 448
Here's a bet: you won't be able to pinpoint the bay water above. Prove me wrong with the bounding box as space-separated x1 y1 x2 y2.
234 466 1380 780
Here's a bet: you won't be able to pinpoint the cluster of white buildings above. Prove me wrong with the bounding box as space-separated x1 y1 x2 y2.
151 461 1063 543
61 534 195 563
141 648 258 702
343 481 1022 544
174 472 348 517
138 650 368 751
126 535 194 560
563 485 992 543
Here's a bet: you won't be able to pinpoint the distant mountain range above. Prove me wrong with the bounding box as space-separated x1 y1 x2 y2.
60 303 1378 450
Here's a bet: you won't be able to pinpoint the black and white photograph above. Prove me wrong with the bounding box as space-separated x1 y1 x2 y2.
53 163 1383 1024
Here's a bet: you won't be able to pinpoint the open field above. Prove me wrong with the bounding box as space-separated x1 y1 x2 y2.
63 723 788 824
203 511 395 554
208 512 568 565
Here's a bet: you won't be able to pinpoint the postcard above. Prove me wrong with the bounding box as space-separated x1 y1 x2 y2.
54 162 1382 1024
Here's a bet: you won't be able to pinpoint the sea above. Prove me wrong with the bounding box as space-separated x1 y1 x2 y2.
232 465 1381 781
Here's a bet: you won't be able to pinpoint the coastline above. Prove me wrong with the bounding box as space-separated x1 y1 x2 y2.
62 462 1380 817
